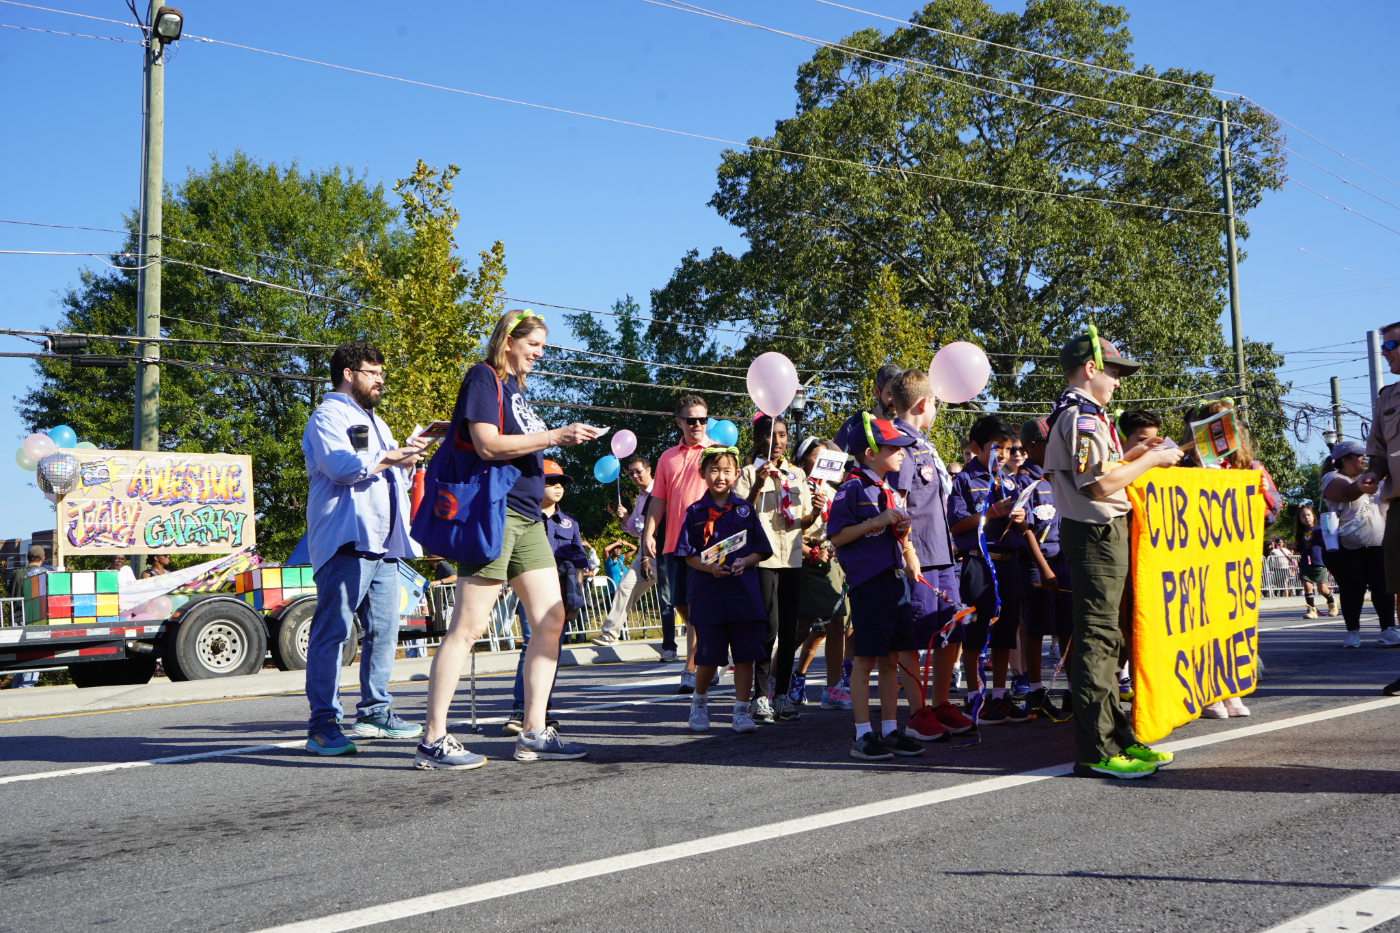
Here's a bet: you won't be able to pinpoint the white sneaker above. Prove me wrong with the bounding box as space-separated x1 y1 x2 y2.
1224 696 1250 717
660 649 678 663
1343 631 1362 649
688 695 709 732
731 702 757 734
1200 701 1228 719
1378 628 1400 648
677 670 696 694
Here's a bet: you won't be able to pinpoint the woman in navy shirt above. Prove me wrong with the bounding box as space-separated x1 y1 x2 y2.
416 309 602 770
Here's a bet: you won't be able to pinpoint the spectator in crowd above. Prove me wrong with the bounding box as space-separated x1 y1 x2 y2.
1322 441 1397 649
141 554 171 578
1294 506 1334 619
5 546 50 688
591 455 656 648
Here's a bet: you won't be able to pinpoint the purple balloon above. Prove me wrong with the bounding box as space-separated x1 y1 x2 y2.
928 341 991 404
746 352 799 417
611 429 638 459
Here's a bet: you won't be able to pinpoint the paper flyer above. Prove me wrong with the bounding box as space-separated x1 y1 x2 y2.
1189 409 1239 467
808 452 847 483
701 530 747 566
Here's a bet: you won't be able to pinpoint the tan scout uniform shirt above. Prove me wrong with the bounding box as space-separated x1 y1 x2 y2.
1044 388 1129 524
736 460 813 569
1366 381 1400 502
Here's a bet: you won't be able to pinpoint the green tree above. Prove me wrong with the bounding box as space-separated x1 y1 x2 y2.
19 151 396 560
648 0 1297 483
346 161 507 442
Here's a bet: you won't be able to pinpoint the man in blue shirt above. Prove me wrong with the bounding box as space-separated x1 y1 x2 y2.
300 342 428 756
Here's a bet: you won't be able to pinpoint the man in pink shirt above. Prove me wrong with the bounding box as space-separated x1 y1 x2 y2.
641 394 712 693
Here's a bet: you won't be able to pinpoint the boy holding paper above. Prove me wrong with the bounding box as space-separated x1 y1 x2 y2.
674 446 774 734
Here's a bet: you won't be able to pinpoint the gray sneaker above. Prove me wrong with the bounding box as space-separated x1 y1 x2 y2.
688 695 710 732
660 649 678 663
731 701 757 734
514 726 588 761
414 733 487 771
589 632 619 647
352 708 424 740
677 670 696 695
750 696 775 723
772 695 801 722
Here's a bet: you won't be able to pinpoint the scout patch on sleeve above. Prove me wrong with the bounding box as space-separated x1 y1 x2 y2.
1076 436 1092 473
1076 416 1097 434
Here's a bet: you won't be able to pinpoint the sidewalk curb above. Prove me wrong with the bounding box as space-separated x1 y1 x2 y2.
0 640 672 720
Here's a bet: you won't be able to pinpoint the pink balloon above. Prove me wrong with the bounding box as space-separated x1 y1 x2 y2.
928 341 992 404
23 432 56 462
610 429 638 459
145 595 174 619
746 352 799 418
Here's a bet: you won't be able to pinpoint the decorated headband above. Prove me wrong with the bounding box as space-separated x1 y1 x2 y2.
1086 322 1104 371
699 445 740 463
509 310 544 332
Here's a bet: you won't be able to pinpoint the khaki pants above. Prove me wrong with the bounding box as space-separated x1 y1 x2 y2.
1061 516 1138 762
597 552 655 639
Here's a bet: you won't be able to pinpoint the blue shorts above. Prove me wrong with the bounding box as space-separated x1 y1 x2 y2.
848 569 917 658
910 564 962 647
1021 552 1073 640
959 554 1021 653
693 618 766 667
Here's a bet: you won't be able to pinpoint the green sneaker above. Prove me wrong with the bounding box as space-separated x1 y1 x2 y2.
1072 754 1157 779
1123 743 1174 766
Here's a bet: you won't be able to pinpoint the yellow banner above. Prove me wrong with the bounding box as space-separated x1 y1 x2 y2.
1126 467 1263 743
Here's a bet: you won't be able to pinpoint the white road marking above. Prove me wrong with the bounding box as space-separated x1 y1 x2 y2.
1260 620 1346 632
1255 873 1400 933
0 690 720 786
244 697 1400 933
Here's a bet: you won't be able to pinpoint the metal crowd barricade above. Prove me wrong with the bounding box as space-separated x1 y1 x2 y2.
1259 554 1335 599
416 576 669 655
0 596 23 627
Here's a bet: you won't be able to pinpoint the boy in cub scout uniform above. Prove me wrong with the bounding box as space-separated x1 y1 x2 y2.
1044 330 1183 779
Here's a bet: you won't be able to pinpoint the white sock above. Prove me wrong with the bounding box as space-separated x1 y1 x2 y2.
992 687 1005 699
692 693 705 705
882 719 899 736
1028 682 1043 692
854 722 872 739
733 700 747 712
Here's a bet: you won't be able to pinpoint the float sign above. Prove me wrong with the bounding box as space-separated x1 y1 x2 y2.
59 450 256 556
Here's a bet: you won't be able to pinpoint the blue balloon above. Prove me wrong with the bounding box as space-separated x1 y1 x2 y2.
48 425 78 449
593 455 621 484
710 419 739 447
706 417 719 436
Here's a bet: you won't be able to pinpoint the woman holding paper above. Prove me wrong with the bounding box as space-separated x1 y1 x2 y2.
1321 441 1398 649
736 415 818 723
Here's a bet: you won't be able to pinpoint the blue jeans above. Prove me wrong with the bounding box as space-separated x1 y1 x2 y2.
656 553 691 653
307 554 401 727
510 602 563 710
10 671 39 688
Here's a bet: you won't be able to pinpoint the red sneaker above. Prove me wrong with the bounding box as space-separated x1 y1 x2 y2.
907 706 950 742
932 700 975 734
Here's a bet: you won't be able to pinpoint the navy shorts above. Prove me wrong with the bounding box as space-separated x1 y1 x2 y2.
693 619 766 667
959 554 1021 653
910 564 962 647
848 569 917 658
1021 552 1073 640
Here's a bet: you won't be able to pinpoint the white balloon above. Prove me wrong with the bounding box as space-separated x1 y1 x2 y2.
746 352 800 418
928 341 992 404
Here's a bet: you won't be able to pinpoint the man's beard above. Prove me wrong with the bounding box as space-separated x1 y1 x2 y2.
350 384 381 410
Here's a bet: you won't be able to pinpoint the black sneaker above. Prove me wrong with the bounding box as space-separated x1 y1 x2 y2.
1385 677 1400 697
502 709 524 736
850 731 895 761
1006 698 1032 723
1025 688 1052 719
1057 692 1075 720
976 696 1011 726
881 728 925 757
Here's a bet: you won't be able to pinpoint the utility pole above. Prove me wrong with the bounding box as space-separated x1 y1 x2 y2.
1218 99 1247 425
1367 330 1384 406
135 0 166 457
1331 376 1344 442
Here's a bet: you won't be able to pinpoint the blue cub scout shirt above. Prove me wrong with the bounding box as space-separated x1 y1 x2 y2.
674 493 773 625
946 457 1021 555
826 468 902 589
892 416 953 569
544 509 591 571
1016 462 1060 558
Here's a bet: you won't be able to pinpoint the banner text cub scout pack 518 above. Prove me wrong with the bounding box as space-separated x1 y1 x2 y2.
1126 467 1264 744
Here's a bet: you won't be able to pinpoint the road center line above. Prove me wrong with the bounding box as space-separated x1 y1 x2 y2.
1255 873 1400 933
244 696 1400 933
0 690 712 786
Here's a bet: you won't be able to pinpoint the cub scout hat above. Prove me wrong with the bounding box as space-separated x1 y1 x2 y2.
542 459 574 484
1021 417 1051 445
1059 327 1143 376
851 411 919 456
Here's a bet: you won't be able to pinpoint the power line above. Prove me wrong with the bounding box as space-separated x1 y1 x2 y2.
0 0 136 28
0 21 139 42
1 350 323 383
0 327 334 350
1243 99 1400 194
1248 223 1400 295
510 297 851 347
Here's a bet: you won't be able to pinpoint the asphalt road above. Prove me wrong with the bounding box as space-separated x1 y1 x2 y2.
2 606 1399 933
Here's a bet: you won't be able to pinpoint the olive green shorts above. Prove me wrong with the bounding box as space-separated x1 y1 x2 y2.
458 509 557 582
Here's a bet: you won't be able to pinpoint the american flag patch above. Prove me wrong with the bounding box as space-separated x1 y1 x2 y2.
1076 416 1097 433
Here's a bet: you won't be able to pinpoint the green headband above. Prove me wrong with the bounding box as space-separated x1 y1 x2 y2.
861 411 879 457
509 310 544 332
700 446 739 462
1086 322 1104 371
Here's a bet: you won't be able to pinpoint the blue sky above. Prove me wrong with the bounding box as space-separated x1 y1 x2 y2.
2 0 1397 536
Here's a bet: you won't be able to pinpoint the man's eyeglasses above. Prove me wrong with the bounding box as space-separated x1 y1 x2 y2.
1382 339 1400 353
681 417 707 426
350 369 386 380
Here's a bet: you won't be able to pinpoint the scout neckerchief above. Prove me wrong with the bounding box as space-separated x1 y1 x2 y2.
769 457 798 525
702 500 734 544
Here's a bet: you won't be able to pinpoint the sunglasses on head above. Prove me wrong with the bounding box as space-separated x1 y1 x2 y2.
1383 339 1400 353
681 417 707 426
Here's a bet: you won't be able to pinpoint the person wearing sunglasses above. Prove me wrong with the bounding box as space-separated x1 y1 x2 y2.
640 396 712 693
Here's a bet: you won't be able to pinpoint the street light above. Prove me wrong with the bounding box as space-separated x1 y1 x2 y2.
1323 429 1338 448
152 6 183 43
